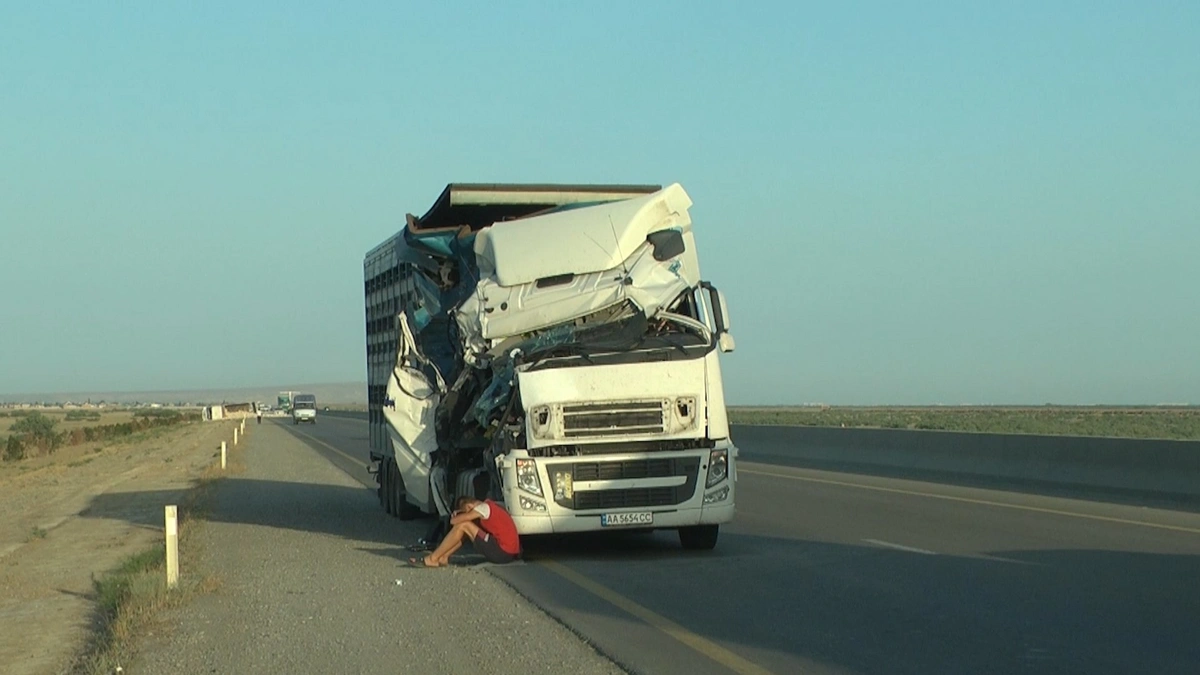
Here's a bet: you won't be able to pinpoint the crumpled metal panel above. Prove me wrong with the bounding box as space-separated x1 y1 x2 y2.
457 229 700 354
473 183 693 287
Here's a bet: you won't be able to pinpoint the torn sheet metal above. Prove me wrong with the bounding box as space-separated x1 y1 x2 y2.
473 183 693 287
383 313 445 513
458 227 701 351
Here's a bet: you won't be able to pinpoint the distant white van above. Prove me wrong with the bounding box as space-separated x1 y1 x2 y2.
292 394 317 424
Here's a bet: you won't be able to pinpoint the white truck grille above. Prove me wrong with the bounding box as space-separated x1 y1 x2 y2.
560 400 665 438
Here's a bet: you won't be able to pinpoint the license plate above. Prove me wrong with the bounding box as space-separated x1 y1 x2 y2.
600 512 653 527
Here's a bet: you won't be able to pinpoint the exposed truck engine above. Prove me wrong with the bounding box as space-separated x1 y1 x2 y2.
364 183 737 549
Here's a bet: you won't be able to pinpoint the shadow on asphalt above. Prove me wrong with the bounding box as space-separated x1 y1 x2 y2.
78 475 1200 674
81 479 417 547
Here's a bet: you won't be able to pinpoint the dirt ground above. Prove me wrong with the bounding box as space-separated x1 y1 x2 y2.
0 418 246 675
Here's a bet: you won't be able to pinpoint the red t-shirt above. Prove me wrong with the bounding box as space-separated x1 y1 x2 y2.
473 499 521 555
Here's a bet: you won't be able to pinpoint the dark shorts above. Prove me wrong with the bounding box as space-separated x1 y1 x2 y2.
472 532 518 564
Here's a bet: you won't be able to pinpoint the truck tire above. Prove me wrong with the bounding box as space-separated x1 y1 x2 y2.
377 462 387 510
381 460 395 514
381 458 422 520
394 468 421 520
390 462 403 517
679 525 719 550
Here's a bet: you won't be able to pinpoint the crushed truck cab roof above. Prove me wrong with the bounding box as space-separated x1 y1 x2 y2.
408 183 662 232
473 183 694 287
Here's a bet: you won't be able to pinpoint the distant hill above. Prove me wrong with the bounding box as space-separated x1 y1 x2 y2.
0 382 366 406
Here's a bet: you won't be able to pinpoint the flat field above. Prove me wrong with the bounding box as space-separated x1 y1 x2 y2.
0 410 136 436
729 406 1200 440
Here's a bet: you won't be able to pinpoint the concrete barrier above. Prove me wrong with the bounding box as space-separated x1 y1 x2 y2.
732 424 1200 502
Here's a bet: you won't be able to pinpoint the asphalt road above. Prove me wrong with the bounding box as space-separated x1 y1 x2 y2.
282 415 1200 675
130 418 621 675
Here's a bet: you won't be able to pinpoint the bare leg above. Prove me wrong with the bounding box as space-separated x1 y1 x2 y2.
426 521 482 566
428 537 464 566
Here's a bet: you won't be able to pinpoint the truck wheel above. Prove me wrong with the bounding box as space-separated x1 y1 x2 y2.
389 463 422 521
397 499 421 520
377 461 387 509
393 468 421 520
390 463 404 517
382 460 395 514
679 525 719 550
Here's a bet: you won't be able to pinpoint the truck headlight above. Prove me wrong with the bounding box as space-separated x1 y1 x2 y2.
519 495 548 512
516 458 543 496
704 486 730 504
705 449 728 487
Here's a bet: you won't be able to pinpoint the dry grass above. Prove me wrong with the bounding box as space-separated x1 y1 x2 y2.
0 410 135 436
71 430 247 675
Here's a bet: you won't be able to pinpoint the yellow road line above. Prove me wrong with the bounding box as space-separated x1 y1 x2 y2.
539 560 778 675
291 419 772 670
739 468 1200 535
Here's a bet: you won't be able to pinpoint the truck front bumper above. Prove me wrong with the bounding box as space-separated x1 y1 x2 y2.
511 500 735 534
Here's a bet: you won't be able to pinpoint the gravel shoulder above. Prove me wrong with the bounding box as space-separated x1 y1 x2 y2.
131 421 624 675
0 419 237 675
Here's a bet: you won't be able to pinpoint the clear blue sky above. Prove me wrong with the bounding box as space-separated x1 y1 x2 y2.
1 2 1197 404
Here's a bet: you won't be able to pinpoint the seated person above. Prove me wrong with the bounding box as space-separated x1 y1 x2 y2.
409 496 520 567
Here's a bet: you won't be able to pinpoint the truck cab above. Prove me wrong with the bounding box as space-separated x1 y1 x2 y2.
365 183 736 549
292 394 317 424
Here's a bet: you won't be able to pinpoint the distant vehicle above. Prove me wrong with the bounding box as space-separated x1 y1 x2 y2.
292 394 317 424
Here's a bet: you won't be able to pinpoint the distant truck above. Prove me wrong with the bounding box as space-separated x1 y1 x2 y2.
292 394 317 424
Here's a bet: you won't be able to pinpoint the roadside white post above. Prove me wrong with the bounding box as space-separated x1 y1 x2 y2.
233 426 239 446
165 505 179 589
220 441 227 469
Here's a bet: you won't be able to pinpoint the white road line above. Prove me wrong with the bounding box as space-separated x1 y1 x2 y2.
862 538 938 555
739 467 1200 535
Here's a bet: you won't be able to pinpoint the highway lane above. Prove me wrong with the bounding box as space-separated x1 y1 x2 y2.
280 415 1200 675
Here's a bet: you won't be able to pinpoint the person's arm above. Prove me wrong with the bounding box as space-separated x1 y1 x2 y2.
450 507 483 526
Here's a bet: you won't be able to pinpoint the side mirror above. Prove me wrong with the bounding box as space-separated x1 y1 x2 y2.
718 333 736 353
701 282 735 353
714 289 732 335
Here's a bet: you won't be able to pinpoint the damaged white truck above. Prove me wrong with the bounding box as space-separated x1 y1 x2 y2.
364 183 737 549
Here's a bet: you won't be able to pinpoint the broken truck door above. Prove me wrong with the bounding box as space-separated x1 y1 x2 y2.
382 312 444 514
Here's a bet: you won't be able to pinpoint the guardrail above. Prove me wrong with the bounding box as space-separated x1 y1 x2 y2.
732 424 1200 503
317 410 1200 503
